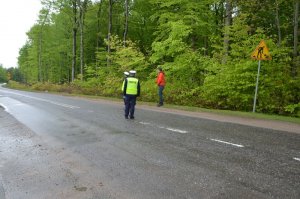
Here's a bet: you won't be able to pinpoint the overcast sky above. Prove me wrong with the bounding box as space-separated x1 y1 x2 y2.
0 0 42 68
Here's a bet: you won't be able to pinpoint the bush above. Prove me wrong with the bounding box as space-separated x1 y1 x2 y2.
7 80 29 90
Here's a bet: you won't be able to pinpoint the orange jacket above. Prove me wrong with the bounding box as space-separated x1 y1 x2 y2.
156 72 166 86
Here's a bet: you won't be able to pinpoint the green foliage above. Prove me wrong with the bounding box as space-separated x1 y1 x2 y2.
12 0 300 117
151 20 192 63
0 65 7 83
7 81 29 90
107 35 149 76
285 103 300 116
201 60 255 110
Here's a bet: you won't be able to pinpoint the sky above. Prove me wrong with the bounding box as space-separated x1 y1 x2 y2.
0 0 42 68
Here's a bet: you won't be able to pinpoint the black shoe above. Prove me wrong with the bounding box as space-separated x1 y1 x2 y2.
130 116 135 119
125 116 129 119
157 103 163 107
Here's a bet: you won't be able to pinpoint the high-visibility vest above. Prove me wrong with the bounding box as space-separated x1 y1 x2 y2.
122 79 126 92
125 77 139 95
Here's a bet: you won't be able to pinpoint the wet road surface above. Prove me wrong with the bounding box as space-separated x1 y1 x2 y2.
0 86 300 199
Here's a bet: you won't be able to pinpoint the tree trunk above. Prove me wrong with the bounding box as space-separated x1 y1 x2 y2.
96 1 103 50
204 36 208 56
223 0 232 64
275 0 282 46
72 0 78 82
38 32 43 82
79 0 88 81
292 0 299 77
123 0 129 47
107 0 113 67
95 1 103 71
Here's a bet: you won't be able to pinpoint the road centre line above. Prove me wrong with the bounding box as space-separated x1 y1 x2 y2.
294 157 300 162
210 138 244 148
166 128 188 134
0 90 80 109
139 121 188 134
139 122 151 125
0 103 9 111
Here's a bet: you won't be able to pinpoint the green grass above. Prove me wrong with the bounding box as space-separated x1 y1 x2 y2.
161 104 300 124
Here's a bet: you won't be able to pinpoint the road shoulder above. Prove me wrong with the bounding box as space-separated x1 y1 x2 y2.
68 96 300 134
138 105 300 134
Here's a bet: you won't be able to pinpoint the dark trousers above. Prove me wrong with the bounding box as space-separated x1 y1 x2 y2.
124 95 137 117
158 86 164 105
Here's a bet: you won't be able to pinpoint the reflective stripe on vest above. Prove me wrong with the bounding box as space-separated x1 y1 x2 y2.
126 77 138 95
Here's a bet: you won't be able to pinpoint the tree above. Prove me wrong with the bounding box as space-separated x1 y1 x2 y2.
128 0 155 54
275 0 282 46
38 0 52 82
72 0 78 81
292 0 299 77
78 0 89 80
6 67 23 82
123 0 129 47
223 0 232 63
0 65 7 83
14 0 300 116
107 0 113 66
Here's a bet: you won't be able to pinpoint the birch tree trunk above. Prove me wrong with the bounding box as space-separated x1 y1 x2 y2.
78 0 88 81
292 0 299 77
71 0 78 82
38 31 43 82
96 1 103 50
96 1 103 70
223 0 232 64
107 0 113 67
123 0 129 47
275 0 282 46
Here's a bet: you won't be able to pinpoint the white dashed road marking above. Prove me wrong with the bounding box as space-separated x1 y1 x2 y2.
293 157 300 162
165 128 188 134
139 122 151 125
139 121 188 134
210 138 244 148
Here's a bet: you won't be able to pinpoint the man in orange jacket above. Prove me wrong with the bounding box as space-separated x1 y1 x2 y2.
156 66 166 107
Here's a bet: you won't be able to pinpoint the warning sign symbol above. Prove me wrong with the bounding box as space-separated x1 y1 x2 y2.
251 40 272 60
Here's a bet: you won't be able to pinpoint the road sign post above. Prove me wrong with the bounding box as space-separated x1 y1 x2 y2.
253 60 261 113
251 40 271 113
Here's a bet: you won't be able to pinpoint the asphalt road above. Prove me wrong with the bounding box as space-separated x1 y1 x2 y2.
0 86 299 199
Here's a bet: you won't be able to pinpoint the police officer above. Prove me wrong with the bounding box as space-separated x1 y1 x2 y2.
124 71 129 78
122 70 140 119
122 71 130 104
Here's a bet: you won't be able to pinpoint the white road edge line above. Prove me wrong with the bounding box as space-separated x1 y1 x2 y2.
0 90 80 109
210 138 244 148
293 157 300 162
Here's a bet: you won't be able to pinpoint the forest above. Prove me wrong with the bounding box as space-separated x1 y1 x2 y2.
2 0 300 116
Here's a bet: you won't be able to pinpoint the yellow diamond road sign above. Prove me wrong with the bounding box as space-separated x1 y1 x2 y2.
251 40 272 60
